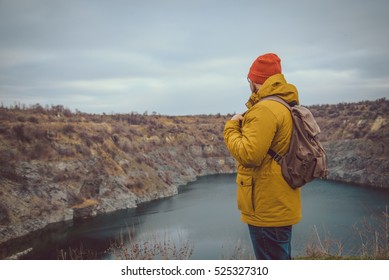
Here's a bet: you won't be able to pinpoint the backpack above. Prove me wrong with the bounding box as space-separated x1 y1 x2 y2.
262 96 328 189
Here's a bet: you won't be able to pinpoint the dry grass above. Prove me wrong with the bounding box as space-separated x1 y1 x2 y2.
58 243 100 260
108 227 194 260
58 228 194 260
71 198 98 209
353 205 389 259
298 206 389 260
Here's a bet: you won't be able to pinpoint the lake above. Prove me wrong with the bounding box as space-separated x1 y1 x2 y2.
17 174 389 259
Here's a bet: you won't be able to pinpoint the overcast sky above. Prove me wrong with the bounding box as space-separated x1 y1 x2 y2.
1 0 388 115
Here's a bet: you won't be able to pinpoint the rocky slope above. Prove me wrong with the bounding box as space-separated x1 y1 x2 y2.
0 109 236 253
0 98 388 256
310 99 389 187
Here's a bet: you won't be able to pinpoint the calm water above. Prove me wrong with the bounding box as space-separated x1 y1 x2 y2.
15 174 389 259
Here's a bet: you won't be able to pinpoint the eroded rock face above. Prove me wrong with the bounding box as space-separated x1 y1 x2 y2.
0 113 237 248
0 149 236 247
1 99 389 254
324 139 389 188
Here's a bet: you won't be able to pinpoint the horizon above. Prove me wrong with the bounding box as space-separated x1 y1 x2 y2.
1 96 387 117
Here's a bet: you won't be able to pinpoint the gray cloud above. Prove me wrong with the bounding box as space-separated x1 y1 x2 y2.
1 0 388 114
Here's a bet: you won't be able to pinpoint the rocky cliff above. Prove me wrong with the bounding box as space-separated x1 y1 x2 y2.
0 98 388 255
310 99 389 188
0 109 236 252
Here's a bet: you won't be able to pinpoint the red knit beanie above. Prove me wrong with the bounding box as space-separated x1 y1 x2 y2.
247 53 282 85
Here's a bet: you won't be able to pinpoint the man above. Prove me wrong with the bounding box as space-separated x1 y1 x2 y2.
223 53 302 260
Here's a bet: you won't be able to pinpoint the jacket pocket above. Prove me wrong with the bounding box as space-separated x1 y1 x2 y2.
236 174 254 215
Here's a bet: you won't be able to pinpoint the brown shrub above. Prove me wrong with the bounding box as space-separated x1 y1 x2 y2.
30 142 50 160
62 124 75 134
12 125 30 142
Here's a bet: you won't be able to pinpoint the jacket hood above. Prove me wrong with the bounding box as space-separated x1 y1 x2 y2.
245 73 299 109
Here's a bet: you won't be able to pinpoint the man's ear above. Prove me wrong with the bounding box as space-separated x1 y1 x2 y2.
250 81 256 93
253 83 261 93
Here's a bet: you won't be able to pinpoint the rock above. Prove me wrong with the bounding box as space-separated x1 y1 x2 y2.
5 247 33 260
1 101 388 257
324 138 389 188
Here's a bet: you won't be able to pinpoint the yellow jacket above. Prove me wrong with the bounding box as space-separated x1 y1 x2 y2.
224 74 302 227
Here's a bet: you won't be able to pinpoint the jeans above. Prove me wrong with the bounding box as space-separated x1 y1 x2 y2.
248 224 292 260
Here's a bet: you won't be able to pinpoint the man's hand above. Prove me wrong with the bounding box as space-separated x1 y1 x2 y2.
231 114 244 122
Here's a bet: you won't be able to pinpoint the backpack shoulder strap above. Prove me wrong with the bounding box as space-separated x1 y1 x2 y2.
259 96 293 162
260 96 292 111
